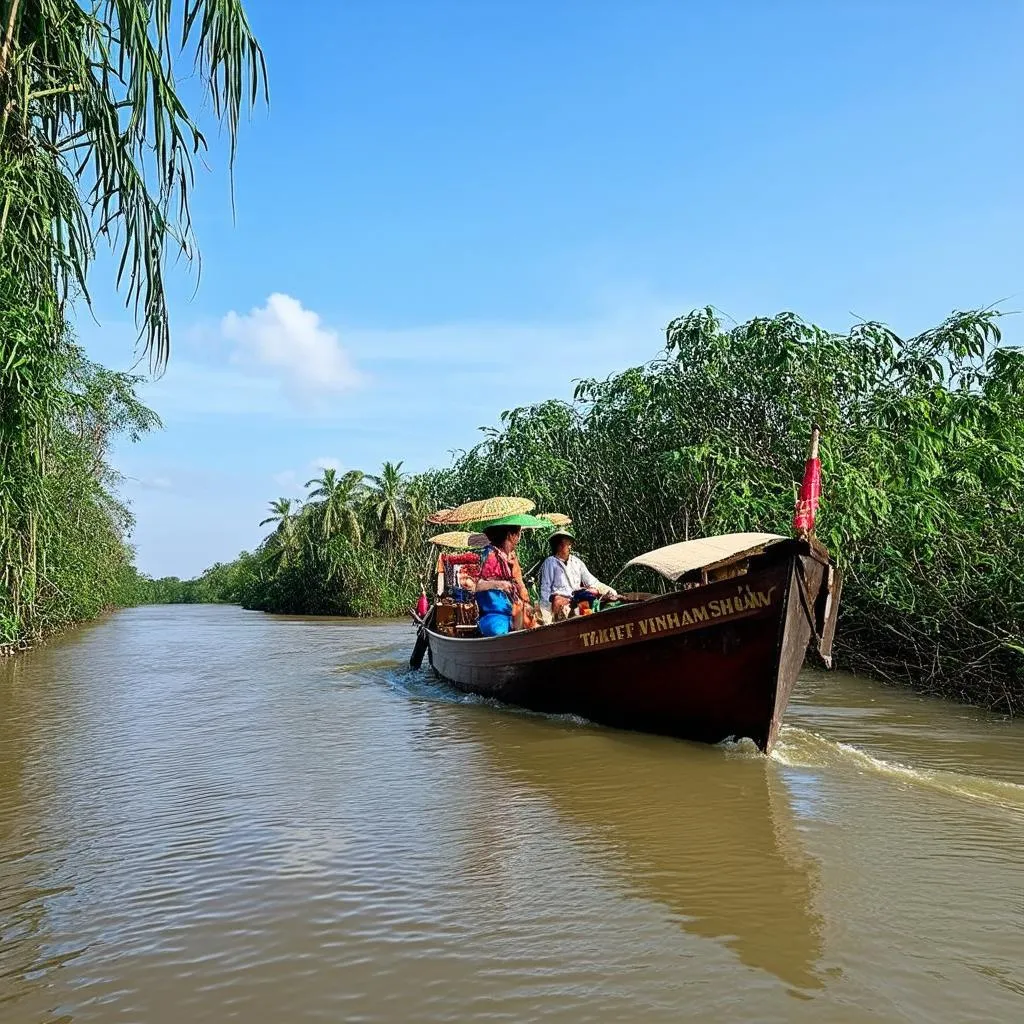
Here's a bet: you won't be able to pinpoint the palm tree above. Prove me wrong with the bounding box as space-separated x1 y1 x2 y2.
305 467 364 545
259 497 301 569
365 461 408 551
0 0 267 369
404 474 433 546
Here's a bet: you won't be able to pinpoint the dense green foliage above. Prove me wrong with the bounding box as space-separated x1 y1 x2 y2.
173 307 1024 712
1 2 264 649
436 307 1024 710
141 463 438 617
140 564 241 605
0 0 266 367
0 274 158 649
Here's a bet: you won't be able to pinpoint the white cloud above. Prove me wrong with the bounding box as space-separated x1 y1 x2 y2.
272 469 299 490
100 295 698 576
132 296 686 427
221 293 362 403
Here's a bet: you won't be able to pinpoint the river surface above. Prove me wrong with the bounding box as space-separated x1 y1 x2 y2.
1 605 1023 1023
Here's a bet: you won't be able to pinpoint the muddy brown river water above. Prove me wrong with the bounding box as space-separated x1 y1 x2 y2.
1 604 1023 1022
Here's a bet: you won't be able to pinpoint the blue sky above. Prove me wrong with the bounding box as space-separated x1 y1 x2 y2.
79 0 1024 577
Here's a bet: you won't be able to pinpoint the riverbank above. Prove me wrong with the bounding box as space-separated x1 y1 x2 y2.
0 283 159 655
0 605 125 659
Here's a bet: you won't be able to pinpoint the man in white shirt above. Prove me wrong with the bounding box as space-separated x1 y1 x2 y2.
538 528 618 623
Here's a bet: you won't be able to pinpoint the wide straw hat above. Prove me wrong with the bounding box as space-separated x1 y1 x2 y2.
537 513 572 527
428 531 487 549
427 496 535 525
548 526 575 543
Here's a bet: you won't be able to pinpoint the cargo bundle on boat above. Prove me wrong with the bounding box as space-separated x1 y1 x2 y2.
410 429 841 753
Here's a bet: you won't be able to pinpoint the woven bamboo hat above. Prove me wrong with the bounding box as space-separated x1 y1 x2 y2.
428 531 487 549
428 496 535 525
537 513 572 527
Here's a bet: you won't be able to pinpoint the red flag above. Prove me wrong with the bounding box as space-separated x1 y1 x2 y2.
416 585 429 618
793 426 821 535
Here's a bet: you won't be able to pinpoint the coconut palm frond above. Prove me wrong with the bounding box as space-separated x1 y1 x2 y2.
0 0 268 368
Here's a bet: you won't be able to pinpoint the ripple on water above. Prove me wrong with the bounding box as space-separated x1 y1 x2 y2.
1 606 1023 1023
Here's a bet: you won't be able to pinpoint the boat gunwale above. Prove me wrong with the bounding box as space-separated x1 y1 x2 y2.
425 585 718 646
423 562 814 678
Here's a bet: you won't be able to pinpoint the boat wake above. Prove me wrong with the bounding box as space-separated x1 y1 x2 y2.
773 726 1024 815
387 666 501 708
716 736 764 758
386 666 594 728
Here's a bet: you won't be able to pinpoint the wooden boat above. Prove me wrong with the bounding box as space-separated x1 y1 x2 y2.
413 531 842 754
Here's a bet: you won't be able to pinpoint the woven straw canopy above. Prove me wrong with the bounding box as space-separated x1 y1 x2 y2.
428 496 535 526
625 533 787 581
428 531 487 549
537 512 572 527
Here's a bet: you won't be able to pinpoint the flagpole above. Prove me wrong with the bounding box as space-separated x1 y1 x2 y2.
793 424 822 538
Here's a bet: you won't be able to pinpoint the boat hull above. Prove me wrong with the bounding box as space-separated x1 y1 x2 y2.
424 543 838 753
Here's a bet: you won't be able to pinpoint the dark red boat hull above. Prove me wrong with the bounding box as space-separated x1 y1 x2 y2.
423 541 839 753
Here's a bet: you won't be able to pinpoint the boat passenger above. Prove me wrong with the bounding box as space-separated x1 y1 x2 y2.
475 524 529 636
539 528 618 623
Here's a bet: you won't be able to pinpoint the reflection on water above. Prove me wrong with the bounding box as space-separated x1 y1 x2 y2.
427 710 826 991
2 605 1024 1022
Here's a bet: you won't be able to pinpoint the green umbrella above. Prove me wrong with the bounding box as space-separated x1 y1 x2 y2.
471 513 554 531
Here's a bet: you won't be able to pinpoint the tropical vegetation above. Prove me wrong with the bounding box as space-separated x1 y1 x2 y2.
145 460 440 617
0 9 1016 715
159 306 1024 714
0 297 159 649
1 1 264 651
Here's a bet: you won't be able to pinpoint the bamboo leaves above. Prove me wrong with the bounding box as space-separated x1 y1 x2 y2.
1 0 266 367
1 1 264 648
0 288 158 648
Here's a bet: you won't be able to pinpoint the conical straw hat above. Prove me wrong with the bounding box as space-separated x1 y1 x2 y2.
429 496 534 525
428 531 487 549
537 512 572 527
